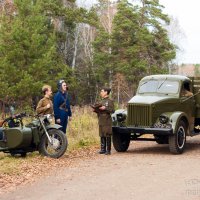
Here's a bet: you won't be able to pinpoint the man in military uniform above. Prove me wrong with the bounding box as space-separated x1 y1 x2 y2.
93 87 114 155
181 88 193 97
36 85 53 115
181 82 193 97
53 80 72 134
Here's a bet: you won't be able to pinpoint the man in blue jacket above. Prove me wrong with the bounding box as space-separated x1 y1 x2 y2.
53 80 72 134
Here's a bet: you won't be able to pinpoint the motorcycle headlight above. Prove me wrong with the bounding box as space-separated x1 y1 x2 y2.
159 114 169 124
46 114 53 123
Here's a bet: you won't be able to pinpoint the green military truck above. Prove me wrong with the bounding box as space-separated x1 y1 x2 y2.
112 74 200 154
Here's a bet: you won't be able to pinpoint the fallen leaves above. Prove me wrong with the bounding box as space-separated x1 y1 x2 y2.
0 146 98 194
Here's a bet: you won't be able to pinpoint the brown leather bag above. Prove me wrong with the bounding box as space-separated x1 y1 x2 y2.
0 121 4 127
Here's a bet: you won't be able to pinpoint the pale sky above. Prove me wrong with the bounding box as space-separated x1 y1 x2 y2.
77 0 200 64
160 0 200 64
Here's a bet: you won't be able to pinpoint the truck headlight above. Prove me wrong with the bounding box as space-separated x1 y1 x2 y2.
159 114 169 124
117 113 126 122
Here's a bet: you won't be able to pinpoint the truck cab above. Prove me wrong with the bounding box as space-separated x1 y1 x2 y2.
112 75 200 154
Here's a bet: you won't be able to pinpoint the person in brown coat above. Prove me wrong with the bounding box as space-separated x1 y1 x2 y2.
36 85 53 115
93 87 114 155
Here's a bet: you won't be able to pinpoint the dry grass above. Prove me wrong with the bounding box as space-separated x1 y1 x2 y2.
67 106 99 150
0 154 22 175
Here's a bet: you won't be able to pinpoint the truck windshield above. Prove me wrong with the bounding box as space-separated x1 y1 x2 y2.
138 80 179 94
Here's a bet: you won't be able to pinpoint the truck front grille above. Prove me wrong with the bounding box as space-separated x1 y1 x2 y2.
127 104 152 127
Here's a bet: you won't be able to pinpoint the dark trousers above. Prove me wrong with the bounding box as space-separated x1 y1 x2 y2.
56 111 69 134
99 136 111 154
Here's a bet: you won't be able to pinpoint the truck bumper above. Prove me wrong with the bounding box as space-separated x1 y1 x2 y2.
112 126 173 135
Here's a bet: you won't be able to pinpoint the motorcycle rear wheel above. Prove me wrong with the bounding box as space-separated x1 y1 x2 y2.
39 129 68 158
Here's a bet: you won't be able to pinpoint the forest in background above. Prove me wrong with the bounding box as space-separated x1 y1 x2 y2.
0 0 176 112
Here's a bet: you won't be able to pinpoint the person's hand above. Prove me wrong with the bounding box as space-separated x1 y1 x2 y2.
56 119 61 124
69 117 72 121
99 106 106 110
46 103 51 109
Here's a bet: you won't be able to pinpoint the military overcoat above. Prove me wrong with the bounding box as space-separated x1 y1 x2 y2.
98 97 114 137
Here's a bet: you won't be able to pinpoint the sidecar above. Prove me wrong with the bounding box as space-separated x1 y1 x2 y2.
0 127 33 155
0 113 68 158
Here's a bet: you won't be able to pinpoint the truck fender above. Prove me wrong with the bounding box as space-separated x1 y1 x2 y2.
168 112 189 134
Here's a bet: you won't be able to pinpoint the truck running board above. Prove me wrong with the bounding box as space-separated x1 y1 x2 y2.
131 138 156 141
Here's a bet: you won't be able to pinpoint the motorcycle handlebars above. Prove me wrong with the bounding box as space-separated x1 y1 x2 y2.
1 113 54 126
4 112 27 122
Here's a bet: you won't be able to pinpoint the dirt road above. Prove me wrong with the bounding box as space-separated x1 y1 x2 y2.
2 136 200 200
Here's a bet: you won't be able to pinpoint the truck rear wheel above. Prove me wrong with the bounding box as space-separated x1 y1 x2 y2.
113 131 130 152
169 120 186 154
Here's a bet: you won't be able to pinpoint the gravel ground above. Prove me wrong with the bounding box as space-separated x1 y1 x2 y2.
2 136 200 200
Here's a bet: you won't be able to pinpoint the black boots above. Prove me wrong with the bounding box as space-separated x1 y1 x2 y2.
99 137 111 155
99 137 106 154
105 137 111 155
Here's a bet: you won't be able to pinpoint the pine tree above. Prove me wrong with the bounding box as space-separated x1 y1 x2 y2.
93 26 112 86
111 0 176 79
111 0 143 79
0 0 71 103
93 0 116 88
138 0 176 74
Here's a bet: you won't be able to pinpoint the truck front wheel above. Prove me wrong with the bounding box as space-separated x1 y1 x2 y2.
169 120 186 154
113 131 130 152
154 135 168 144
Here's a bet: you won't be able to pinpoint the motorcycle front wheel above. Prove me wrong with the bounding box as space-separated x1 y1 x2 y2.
39 129 68 158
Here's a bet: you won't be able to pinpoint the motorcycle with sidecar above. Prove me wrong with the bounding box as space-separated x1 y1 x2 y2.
0 113 68 158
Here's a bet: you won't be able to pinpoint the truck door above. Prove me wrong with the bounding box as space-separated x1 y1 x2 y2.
180 81 195 130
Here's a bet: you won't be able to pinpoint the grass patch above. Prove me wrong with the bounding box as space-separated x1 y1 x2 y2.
0 154 22 175
67 106 99 151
